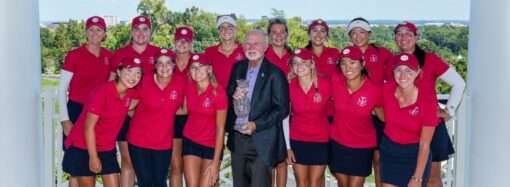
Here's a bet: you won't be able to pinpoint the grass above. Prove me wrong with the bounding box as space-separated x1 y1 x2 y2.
42 77 59 89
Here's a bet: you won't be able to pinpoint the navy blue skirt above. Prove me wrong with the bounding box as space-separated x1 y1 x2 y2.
116 116 131 141
63 100 84 151
431 122 455 162
174 115 188 139
380 136 431 187
62 146 120 176
182 137 219 160
291 140 328 165
329 140 374 177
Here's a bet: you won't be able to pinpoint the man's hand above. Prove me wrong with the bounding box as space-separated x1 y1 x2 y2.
240 121 256 135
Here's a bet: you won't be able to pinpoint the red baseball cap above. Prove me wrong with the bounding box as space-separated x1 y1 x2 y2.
119 56 143 69
308 19 329 33
392 53 420 71
394 21 417 35
340 46 363 61
132 16 151 29
190 53 210 65
155 48 175 61
293 48 314 61
85 16 106 31
175 26 193 42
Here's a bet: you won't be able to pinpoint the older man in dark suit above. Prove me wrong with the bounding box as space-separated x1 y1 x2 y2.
226 29 290 187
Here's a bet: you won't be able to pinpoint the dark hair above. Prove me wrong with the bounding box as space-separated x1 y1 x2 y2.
413 45 426 67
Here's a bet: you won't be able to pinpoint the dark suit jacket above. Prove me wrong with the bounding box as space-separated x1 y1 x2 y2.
226 58 290 167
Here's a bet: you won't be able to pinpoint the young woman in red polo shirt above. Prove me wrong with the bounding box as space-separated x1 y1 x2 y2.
380 53 438 187
205 14 245 88
329 46 384 187
287 48 331 187
170 26 195 187
345 17 393 187
265 17 292 187
306 19 340 126
389 22 465 187
182 54 228 187
62 57 142 187
58 16 112 187
110 15 162 187
127 49 185 187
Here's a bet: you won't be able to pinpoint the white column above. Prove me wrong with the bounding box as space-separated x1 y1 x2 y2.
467 0 510 186
0 0 42 186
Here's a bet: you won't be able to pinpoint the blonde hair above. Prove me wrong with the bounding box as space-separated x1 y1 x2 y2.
288 56 319 88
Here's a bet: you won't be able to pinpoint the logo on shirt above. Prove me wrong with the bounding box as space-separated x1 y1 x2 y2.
327 57 335 65
169 90 178 100
369 54 378 62
409 106 420 116
149 57 155 64
203 97 212 108
357 96 368 107
313 93 322 103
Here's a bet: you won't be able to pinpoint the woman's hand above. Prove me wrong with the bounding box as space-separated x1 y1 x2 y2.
89 156 102 174
286 149 296 164
206 161 220 186
62 120 73 136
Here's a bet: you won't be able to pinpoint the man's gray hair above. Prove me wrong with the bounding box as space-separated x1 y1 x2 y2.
244 29 269 44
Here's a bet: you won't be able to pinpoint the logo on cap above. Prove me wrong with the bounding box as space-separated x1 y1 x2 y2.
294 49 301 54
317 20 323 24
161 49 168 54
400 55 409 61
139 17 146 22
343 48 351 55
192 55 200 61
92 17 99 23
134 58 141 64
181 29 188 35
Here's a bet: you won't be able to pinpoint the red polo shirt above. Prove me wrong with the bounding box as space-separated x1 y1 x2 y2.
110 43 162 76
289 76 331 143
65 81 137 151
330 73 382 148
204 44 245 88
265 46 291 75
183 83 228 148
127 75 186 150
382 82 439 144
312 47 341 116
62 45 112 104
362 45 393 86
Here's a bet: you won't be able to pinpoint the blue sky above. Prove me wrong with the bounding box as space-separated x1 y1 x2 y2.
39 0 470 22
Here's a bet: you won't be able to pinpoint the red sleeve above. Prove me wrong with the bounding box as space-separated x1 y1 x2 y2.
215 87 228 110
427 53 449 78
86 86 107 116
62 51 76 72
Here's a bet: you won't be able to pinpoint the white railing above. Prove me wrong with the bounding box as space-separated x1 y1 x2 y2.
41 88 465 187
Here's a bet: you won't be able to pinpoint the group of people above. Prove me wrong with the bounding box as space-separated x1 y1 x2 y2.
58 14 465 187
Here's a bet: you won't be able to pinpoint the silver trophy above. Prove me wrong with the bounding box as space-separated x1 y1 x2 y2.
233 79 250 131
